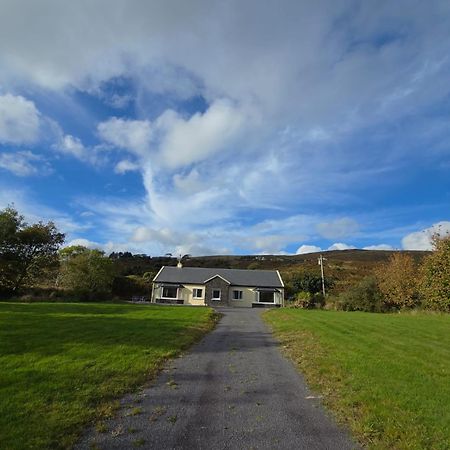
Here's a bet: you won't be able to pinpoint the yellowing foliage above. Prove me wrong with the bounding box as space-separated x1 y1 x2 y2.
420 235 450 312
375 253 419 309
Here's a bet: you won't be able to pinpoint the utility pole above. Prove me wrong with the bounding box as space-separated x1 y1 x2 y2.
318 254 327 296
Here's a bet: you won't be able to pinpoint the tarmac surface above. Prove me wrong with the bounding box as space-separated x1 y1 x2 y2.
76 307 357 449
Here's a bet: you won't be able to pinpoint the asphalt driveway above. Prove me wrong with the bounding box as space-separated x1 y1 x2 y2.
77 307 357 449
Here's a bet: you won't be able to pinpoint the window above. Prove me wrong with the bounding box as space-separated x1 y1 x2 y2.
212 289 221 300
193 288 203 298
233 290 243 300
259 291 275 303
162 286 178 298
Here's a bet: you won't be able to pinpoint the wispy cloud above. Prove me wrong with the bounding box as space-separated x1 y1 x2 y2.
0 151 52 176
0 1 449 255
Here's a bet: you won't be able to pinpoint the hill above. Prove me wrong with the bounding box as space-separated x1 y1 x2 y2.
111 249 429 294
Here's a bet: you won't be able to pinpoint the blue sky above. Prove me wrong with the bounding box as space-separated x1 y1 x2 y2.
0 0 449 255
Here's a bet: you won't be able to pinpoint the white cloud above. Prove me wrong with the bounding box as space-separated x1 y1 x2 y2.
1 2 449 257
316 218 359 239
97 117 152 156
363 244 394 250
0 186 89 235
327 242 355 251
98 99 248 170
0 94 41 144
115 159 140 174
65 238 103 250
402 221 450 250
105 93 133 109
0 151 51 176
157 99 248 169
58 134 87 159
296 244 322 254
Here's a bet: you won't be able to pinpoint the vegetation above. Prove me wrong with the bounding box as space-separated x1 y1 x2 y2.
0 302 216 449
264 309 450 450
420 235 450 312
0 206 64 295
1 205 448 312
375 253 419 309
335 276 384 312
59 246 115 300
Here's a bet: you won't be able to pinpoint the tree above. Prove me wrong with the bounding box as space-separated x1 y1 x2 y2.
59 246 115 300
420 234 450 312
293 272 334 295
375 253 419 309
0 206 65 294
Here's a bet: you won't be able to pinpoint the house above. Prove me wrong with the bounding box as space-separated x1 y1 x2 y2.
151 266 284 307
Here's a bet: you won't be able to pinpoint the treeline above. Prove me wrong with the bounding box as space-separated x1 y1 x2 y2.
1 206 449 311
0 207 158 301
284 237 450 312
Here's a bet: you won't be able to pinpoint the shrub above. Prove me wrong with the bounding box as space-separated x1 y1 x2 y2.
374 253 420 310
288 291 325 309
337 276 385 312
59 247 115 301
112 275 149 298
293 272 334 295
420 235 450 312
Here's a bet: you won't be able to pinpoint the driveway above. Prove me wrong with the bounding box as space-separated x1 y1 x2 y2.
77 307 357 449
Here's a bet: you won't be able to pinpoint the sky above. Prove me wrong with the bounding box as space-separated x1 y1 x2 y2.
0 0 449 256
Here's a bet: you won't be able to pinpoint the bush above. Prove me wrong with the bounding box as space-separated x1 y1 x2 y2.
59 247 115 301
292 272 334 295
420 235 450 312
375 253 420 310
337 276 385 312
287 291 325 309
112 275 150 298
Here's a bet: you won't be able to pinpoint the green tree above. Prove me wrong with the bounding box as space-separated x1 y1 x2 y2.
375 253 419 309
293 272 334 295
420 234 450 312
60 246 115 300
0 206 65 294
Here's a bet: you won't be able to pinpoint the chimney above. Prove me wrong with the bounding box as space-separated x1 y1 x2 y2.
177 261 183 268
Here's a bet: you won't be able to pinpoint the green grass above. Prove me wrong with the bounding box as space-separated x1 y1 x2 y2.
264 309 450 450
0 302 216 449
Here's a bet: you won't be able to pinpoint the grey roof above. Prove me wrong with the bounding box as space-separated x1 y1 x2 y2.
154 266 284 288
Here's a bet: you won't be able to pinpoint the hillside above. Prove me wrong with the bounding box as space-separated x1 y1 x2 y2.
112 249 429 294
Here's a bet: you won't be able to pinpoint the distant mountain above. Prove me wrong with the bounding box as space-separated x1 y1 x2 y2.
111 249 430 293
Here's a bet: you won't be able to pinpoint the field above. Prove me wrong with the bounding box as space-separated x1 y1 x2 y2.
264 309 450 449
0 302 216 449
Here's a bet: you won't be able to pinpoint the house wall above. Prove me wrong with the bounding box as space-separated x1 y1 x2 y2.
152 284 206 305
228 287 284 307
205 277 230 306
228 286 257 307
152 282 285 307
180 284 206 306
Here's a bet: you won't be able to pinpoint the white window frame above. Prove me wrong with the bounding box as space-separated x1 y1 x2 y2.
232 290 243 300
193 288 203 299
161 286 179 299
212 289 221 301
258 290 276 304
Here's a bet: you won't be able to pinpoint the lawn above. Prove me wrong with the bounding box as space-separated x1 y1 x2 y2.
0 302 216 449
264 309 450 450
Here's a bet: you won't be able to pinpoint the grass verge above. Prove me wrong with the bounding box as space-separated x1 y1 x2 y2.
264 309 449 450
0 302 217 449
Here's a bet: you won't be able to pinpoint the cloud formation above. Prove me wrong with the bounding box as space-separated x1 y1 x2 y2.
0 151 51 176
0 94 41 144
316 218 360 240
402 221 450 250
296 245 322 255
0 1 448 255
